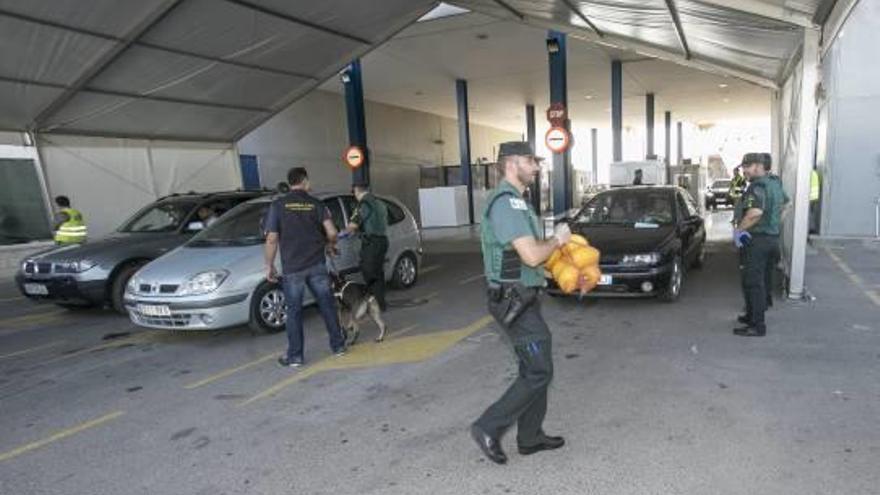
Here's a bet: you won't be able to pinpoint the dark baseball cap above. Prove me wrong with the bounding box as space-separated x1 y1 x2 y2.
740 152 772 169
498 141 544 162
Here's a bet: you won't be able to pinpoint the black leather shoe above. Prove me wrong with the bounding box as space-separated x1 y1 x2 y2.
518 435 566 455
737 314 750 325
470 424 507 464
733 326 766 337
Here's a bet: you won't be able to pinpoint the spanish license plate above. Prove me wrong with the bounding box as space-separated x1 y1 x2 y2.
23 283 48 295
598 275 613 286
137 304 171 317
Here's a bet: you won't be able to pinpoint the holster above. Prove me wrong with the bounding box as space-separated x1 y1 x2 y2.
487 283 539 328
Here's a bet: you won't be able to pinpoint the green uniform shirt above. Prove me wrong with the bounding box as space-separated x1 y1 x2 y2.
742 175 787 235
352 193 388 236
480 180 546 288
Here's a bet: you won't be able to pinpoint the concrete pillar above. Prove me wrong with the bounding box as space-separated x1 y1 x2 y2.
455 79 474 224
591 128 598 185
548 31 571 215
665 111 672 183
646 93 655 158
342 59 369 185
677 121 683 165
770 90 782 174
611 60 623 162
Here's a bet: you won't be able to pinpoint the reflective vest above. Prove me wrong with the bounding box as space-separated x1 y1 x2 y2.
810 170 820 201
55 208 87 244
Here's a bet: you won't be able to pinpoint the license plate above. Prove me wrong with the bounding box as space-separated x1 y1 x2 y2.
598 275 613 286
24 283 48 295
137 304 171 317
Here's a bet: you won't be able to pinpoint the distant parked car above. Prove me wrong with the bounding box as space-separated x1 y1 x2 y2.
124 192 423 332
15 191 269 312
705 179 736 210
550 186 706 302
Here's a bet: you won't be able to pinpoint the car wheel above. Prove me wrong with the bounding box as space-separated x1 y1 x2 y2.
391 252 418 289
660 256 683 302
111 262 146 314
249 282 286 334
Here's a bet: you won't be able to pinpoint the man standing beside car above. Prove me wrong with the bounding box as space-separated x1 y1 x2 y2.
264 167 346 367
733 153 786 337
345 182 389 311
53 195 88 245
470 141 571 465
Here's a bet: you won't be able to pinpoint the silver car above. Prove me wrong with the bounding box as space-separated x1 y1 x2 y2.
124 192 423 332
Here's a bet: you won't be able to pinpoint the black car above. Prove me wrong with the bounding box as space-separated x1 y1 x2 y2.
705 179 736 210
15 190 270 313
553 186 706 302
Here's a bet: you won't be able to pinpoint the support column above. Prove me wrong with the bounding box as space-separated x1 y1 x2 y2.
611 60 623 162
456 79 474 224
591 128 598 185
664 111 672 184
645 93 655 158
525 103 540 213
343 59 369 185
548 30 571 215
677 121 683 165
770 90 782 173
788 28 821 299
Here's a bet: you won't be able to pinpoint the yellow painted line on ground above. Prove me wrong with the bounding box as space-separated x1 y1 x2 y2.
421 265 442 275
0 411 124 463
0 309 67 330
0 340 65 360
42 333 154 365
458 273 485 285
184 352 277 390
239 315 493 406
824 247 880 307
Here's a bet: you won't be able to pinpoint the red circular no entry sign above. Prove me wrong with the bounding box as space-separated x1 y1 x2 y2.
545 127 571 154
343 145 365 169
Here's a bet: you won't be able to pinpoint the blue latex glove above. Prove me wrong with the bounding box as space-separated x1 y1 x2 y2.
337 231 352 240
734 229 752 249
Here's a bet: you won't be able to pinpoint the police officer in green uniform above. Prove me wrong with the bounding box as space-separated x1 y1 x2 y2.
470 142 571 465
346 182 389 311
733 153 787 337
53 195 88 245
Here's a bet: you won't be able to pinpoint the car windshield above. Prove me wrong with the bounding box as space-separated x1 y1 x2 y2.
188 202 269 247
576 189 674 226
119 200 198 233
713 180 732 188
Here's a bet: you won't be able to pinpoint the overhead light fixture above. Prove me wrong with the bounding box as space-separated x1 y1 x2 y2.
546 38 560 54
719 83 728 88
723 98 730 103
585 95 594 100
340 71 351 84
418 2 470 22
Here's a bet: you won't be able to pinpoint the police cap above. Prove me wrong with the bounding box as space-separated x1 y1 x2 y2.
498 141 544 162
741 152 772 170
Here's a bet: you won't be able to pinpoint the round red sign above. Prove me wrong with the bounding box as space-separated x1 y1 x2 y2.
343 145 365 169
545 127 571 154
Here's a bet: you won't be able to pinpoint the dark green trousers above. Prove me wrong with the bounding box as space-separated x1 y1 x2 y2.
360 235 388 310
740 235 779 331
475 298 553 447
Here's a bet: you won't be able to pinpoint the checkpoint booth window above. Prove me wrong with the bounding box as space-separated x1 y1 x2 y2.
0 158 52 245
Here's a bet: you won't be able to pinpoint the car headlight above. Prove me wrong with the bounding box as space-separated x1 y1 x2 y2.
126 275 140 294
705 191 715 197
54 260 97 273
178 270 229 296
621 253 661 266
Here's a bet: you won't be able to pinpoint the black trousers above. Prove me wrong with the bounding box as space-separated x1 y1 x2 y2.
360 235 388 310
475 298 553 447
740 235 779 331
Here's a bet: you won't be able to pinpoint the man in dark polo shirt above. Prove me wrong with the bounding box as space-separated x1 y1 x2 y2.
264 167 346 367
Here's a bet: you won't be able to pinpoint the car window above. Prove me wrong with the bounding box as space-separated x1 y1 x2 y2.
119 200 198 233
324 198 346 231
188 202 268 247
381 199 405 225
576 189 674 226
678 192 699 218
713 180 731 188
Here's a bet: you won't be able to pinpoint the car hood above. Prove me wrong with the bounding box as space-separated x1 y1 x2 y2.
29 233 181 262
135 245 260 284
571 224 676 254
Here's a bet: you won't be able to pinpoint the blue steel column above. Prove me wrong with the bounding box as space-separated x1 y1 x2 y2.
646 93 655 158
611 59 623 162
456 79 474 224
591 128 598 184
343 59 369 184
665 111 672 183
677 121 684 164
548 30 571 215
525 103 540 213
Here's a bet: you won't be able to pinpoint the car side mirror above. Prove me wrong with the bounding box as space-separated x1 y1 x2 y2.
186 221 205 232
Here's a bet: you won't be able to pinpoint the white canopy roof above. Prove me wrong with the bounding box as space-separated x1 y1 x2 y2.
0 0 436 141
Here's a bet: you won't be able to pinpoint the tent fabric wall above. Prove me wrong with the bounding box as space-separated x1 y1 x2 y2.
37 135 240 238
237 90 519 221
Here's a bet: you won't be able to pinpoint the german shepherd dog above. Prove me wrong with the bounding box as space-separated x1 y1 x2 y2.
330 272 387 345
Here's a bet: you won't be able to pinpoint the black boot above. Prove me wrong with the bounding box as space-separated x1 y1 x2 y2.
733 326 766 337
518 434 566 455
737 314 750 325
470 424 507 464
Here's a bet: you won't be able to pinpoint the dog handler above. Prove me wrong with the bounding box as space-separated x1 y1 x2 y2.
264 167 347 367
470 142 571 465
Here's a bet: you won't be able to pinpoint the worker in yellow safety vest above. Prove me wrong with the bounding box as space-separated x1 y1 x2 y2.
53 195 88 244
809 169 821 234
